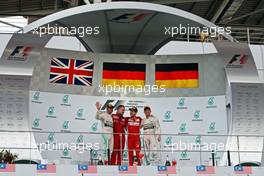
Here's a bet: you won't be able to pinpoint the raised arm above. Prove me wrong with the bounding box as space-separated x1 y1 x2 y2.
95 101 103 120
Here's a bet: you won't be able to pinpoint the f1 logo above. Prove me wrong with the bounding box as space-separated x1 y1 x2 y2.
8 46 32 61
11 46 32 56
228 54 247 65
111 13 150 23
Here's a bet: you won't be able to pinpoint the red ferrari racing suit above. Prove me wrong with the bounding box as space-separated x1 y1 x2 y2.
126 116 142 166
111 114 126 165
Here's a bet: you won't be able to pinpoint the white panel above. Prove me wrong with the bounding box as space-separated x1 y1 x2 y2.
0 34 12 58
155 41 217 55
258 70 264 83
202 42 218 54
261 45 264 69
249 45 263 69
214 41 260 83
45 36 86 52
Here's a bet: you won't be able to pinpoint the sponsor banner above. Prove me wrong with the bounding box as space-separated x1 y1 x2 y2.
213 41 259 83
231 83 264 135
30 91 227 165
0 75 41 160
229 83 264 164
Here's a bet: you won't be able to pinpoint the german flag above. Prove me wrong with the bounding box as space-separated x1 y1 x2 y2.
103 63 145 86
155 63 199 88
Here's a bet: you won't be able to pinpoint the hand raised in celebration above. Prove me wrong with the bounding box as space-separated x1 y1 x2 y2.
95 101 102 111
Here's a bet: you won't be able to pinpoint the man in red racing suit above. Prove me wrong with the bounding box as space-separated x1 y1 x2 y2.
111 105 126 165
126 106 142 166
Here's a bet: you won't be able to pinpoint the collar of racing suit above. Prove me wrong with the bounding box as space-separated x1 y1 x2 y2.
130 116 141 122
131 115 137 120
115 113 123 118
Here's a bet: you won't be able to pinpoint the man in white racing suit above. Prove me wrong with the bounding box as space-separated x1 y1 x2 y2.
141 106 161 165
95 102 114 161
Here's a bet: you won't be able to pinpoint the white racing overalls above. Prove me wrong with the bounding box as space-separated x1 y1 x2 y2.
141 115 161 165
95 111 113 159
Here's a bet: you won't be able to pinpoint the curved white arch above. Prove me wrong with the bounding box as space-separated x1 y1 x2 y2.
23 1 234 41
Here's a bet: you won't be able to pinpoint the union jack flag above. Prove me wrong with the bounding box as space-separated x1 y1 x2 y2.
49 57 93 86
